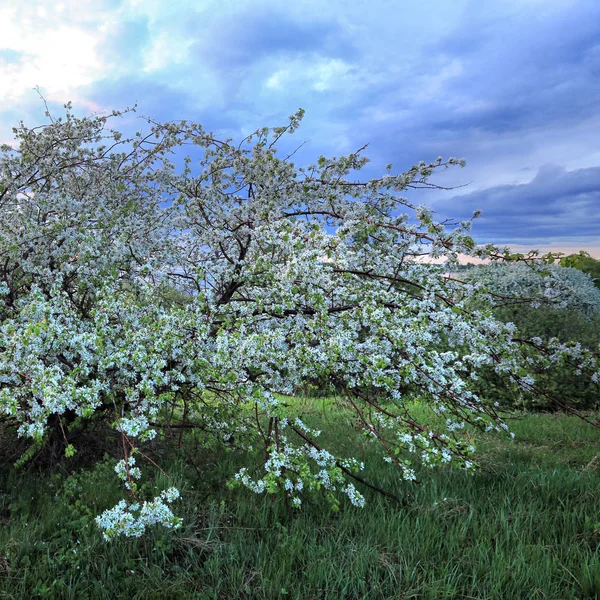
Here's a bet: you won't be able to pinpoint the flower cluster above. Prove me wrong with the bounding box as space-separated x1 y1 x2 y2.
95 489 182 541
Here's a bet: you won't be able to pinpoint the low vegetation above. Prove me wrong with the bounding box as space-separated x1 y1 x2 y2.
2 400 600 599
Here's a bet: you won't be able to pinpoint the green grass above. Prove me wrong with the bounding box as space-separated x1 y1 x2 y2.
2 403 600 599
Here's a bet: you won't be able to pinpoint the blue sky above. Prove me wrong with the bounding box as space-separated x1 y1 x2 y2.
1 0 599 256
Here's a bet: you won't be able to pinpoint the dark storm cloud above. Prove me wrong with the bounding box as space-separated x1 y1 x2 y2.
437 165 600 245
341 0 600 159
310 0 600 255
428 3 600 134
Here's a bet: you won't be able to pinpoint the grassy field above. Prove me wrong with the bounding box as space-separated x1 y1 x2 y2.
1 400 600 599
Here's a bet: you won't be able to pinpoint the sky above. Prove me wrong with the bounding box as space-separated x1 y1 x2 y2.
1 0 599 257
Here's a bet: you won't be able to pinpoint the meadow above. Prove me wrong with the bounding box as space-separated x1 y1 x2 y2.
1 398 600 599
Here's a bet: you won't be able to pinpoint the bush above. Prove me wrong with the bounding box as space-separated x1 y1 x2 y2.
1 103 599 538
465 264 600 410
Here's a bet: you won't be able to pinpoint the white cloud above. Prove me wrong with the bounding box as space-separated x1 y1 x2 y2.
142 31 193 73
0 2 111 105
0 0 203 107
264 57 353 93
313 59 353 92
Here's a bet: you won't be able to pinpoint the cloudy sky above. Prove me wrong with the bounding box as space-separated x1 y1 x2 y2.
1 0 599 256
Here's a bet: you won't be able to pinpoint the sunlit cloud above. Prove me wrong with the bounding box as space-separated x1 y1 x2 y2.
0 1 128 106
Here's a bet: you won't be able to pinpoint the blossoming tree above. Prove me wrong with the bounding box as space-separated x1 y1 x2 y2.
1 105 598 539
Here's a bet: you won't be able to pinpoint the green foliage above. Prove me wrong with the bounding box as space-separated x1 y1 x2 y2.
494 304 600 348
473 304 600 411
560 251 600 289
464 263 600 411
64 444 77 458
